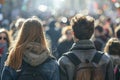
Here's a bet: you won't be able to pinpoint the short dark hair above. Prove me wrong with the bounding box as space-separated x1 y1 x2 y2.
71 14 94 40
115 26 120 38
95 25 103 33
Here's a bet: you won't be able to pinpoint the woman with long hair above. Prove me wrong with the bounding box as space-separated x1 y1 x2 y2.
1 17 59 80
0 28 11 76
104 38 120 80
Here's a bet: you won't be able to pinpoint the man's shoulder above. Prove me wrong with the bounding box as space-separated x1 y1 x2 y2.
58 51 111 65
58 52 73 65
97 51 111 64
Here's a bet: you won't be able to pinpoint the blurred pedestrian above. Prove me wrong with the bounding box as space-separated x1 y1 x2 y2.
0 28 11 77
103 18 113 38
94 25 108 51
1 17 59 80
57 26 73 59
12 18 25 40
58 14 114 80
9 21 16 38
46 20 61 53
104 38 120 80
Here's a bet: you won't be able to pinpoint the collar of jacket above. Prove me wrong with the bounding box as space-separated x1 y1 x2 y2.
23 42 50 67
70 40 96 51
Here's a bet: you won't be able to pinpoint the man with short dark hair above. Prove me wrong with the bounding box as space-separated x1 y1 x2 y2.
58 14 114 80
94 25 108 51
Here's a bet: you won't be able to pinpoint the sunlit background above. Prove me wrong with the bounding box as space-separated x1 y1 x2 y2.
0 0 120 21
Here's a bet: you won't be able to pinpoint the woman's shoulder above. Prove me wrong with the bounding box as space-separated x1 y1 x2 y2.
3 66 15 71
2 66 17 80
3 66 17 74
41 56 59 69
44 56 58 66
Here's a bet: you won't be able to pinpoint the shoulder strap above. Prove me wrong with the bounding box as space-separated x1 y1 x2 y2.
91 51 104 64
64 53 81 66
64 51 103 66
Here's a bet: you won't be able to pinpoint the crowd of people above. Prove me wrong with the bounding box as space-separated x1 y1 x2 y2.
0 3 120 80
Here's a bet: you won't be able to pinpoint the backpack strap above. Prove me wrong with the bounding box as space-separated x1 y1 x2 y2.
91 51 104 64
64 51 103 66
64 53 81 66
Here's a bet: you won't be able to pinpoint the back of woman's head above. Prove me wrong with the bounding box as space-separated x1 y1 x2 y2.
104 38 120 56
17 17 46 47
6 17 48 69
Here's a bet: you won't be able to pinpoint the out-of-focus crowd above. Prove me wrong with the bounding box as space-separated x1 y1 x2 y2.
0 1 120 63
0 0 120 80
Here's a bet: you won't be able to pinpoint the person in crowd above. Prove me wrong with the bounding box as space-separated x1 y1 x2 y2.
103 18 113 38
94 25 108 51
104 38 120 80
12 18 25 40
106 18 114 36
0 28 10 76
1 19 10 30
9 21 16 37
1 17 59 80
46 20 61 53
58 14 114 80
57 26 73 59
115 25 120 39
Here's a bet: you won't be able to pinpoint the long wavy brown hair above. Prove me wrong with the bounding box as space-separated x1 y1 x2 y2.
5 17 49 70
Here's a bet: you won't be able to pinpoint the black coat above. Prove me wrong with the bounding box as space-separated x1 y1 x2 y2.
57 39 74 59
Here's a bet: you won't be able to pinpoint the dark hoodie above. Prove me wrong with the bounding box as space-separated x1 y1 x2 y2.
110 55 120 66
46 21 61 51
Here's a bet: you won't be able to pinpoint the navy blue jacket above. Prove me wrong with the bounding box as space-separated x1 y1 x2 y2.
1 58 60 80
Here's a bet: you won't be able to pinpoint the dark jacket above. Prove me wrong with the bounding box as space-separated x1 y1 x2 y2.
0 43 8 76
46 21 61 51
94 36 108 51
110 55 120 66
58 40 114 80
1 58 59 80
110 55 120 80
57 39 74 59
1 42 60 80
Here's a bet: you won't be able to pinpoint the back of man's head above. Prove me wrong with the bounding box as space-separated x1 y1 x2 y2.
95 25 103 33
71 14 94 40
